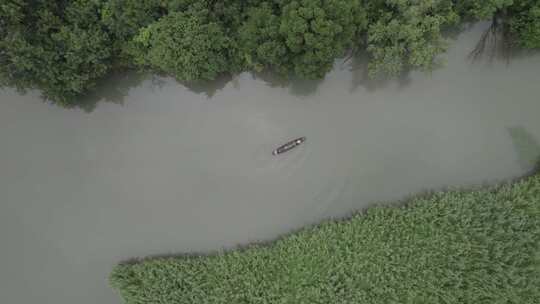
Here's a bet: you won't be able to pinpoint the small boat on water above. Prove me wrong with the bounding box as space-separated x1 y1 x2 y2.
272 137 306 155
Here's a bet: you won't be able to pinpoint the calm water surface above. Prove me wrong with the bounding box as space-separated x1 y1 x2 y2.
1 23 540 304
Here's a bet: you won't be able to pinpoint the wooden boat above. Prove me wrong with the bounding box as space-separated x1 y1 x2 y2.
272 137 306 155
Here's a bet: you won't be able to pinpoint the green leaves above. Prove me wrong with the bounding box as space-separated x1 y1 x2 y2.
130 12 231 81
237 0 367 78
366 0 459 78
279 0 367 78
0 0 112 105
101 0 165 39
238 2 287 72
508 0 540 49
455 0 515 20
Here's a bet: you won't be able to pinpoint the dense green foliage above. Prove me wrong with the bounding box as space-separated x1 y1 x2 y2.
129 12 231 81
238 2 288 73
454 0 514 19
110 173 540 304
279 0 367 77
0 0 113 104
1 0 539 104
508 0 540 49
365 0 459 77
101 0 166 62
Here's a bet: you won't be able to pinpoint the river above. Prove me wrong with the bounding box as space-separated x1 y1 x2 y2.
1 23 540 304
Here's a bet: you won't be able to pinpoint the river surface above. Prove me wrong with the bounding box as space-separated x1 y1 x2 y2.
1 23 540 304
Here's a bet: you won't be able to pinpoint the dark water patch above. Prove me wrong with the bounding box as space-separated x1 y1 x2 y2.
507 126 540 172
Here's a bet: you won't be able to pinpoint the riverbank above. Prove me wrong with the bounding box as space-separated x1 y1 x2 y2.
3 1 539 106
110 171 540 304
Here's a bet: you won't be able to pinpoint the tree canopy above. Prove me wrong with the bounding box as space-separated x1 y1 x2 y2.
129 11 231 81
454 0 514 20
1 0 539 104
365 0 459 77
279 0 367 78
508 0 540 49
0 0 112 105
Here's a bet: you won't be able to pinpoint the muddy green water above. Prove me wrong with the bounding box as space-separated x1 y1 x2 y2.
1 23 540 304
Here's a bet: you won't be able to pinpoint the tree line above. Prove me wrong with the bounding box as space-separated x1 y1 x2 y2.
1 0 539 105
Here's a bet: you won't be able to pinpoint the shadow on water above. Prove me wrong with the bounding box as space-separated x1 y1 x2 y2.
156 71 323 100
24 68 321 111
346 51 413 93
250 70 324 98
468 19 540 65
62 71 236 111
344 22 481 93
468 18 514 64
341 21 472 93
345 22 540 93
179 74 235 98
74 71 155 112
507 126 540 172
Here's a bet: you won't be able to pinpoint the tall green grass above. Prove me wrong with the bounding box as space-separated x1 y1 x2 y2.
111 174 540 304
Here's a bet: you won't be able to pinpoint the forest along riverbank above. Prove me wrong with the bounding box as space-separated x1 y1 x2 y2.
0 23 540 304
2 1 539 106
